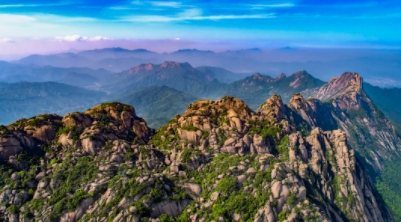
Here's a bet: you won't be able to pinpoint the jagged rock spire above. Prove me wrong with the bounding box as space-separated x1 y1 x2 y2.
316 72 363 101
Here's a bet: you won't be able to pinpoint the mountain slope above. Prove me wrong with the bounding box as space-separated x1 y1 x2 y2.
119 86 198 128
0 62 111 88
196 66 249 83
0 82 106 125
312 73 401 167
16 48 159 72
107 61 227 98
363 83 401 126
279 72 401 219
227 71 325 109
0 99 392 221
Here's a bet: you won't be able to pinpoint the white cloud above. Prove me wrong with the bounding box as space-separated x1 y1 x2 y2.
0 38 15 43
0 2 73 8
151 1 181 8
89 36 112 41
250 3 295 9
55 35 87 41
123 13 275 22
178 8 203 17
55 35 112 42
0 14 36 23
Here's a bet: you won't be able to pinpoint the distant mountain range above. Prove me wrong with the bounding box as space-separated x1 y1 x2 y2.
2 60 401 130
0 62 111 88
9 47 401 88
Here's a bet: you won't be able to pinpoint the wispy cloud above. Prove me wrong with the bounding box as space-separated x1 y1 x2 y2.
123 13 275 22
178 8 203 17
55 35 112 42
0 13 97 24
151 1 181 8
250 3 295 9
0 14 36 23
0 2 75 8
0 38 15 43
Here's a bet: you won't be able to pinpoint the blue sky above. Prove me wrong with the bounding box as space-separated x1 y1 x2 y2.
0 0 401 54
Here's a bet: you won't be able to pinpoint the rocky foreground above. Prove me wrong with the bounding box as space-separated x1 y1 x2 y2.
0 86 394 221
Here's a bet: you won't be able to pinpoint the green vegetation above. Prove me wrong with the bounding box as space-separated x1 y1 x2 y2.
364 83 401 126
277 135 289 160
375 159 401 221
248 119 282 140
181 125 199 131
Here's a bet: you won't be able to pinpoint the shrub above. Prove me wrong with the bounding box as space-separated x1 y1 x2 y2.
50 158 58 165
216 176 237 193
181 125 198 131
7 205 19 214
287 193 297 205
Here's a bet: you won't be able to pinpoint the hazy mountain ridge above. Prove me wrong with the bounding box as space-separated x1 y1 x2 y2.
363 83 401 126
195 66 249 83
0 62 111 88
107 61 227 98
227 71 326 109
0 82 106 125
13 48 401 87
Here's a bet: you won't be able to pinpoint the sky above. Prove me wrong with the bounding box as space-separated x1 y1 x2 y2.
0 0 401 56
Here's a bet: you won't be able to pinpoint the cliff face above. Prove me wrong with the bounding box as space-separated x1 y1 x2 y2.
315 72 363 102
287 73 401 171
0 97 392 221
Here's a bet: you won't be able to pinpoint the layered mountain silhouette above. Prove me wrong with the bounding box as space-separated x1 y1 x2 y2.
13 47 401 87
0 82 106 124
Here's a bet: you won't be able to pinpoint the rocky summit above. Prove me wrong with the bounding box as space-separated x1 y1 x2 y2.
0 93 394 221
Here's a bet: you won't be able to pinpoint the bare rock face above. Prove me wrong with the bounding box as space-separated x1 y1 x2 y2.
150 200 191 217
6 114 62 144
63 112 92 133
0 130 35 162
257 95 286 120
315 72 363 101
297 72 401 171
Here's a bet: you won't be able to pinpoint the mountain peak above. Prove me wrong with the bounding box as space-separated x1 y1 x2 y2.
316 72 363 101
276 73 286 80
124 61 194 75
251 73 273 81
288 93 309 111
257 94 286 120
127 63 155 74
174 49 213 53
289 71 313 88
292 70 310 78
160 61 181 68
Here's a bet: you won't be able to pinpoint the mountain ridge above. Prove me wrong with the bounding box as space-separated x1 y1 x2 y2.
0 95 394 221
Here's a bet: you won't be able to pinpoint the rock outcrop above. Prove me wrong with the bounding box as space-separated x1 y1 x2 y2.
0 98 394 222
315 72 363 102
303 73 401 170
